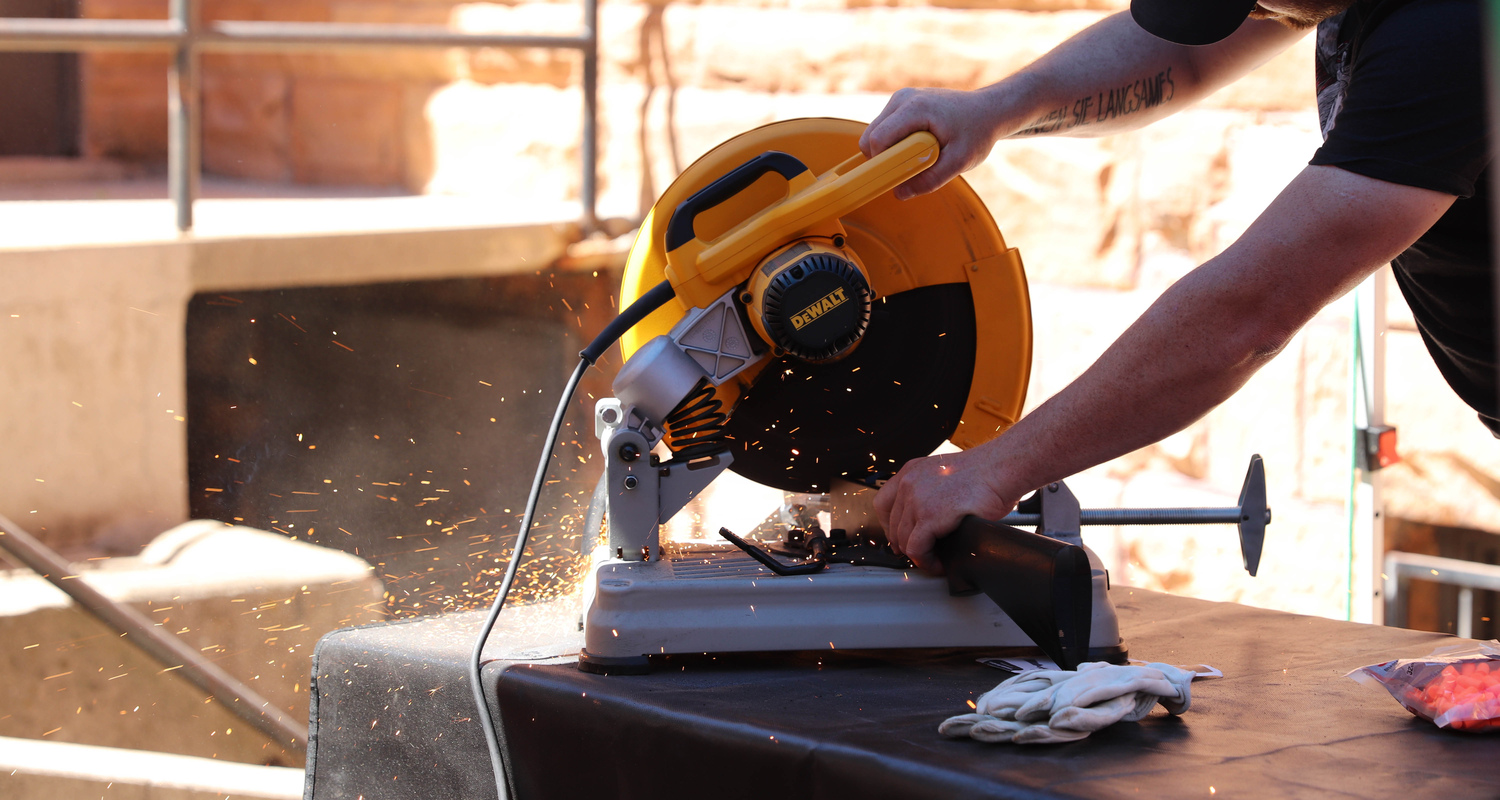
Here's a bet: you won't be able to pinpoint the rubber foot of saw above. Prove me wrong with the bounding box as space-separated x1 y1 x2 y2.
577 649 651 675
1087 643 1130 665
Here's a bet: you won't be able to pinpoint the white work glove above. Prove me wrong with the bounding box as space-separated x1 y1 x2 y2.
939 661 1195 745
973 669 1076 717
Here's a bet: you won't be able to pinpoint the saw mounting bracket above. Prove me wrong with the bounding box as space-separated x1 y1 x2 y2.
597 399 732 561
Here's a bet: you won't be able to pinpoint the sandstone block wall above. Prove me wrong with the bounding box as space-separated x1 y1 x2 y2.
78 0 1311 201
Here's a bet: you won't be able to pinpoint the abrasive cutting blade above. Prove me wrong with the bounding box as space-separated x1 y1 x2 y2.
618 118 1032 493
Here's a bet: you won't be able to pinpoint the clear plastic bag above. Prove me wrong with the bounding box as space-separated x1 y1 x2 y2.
1348 640 1500 732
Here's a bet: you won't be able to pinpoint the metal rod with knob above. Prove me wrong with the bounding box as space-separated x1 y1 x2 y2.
1002 506 1272 527
1003 454 1271 577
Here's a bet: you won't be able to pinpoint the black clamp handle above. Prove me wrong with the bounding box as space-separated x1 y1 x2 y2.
665 151 811 252
936 517 1095 670
718 527 826 576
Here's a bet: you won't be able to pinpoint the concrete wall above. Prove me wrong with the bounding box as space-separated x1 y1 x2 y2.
2 244 193 554
0 224 578 556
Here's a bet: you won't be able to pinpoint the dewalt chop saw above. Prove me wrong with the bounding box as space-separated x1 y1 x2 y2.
468 118 1269 790
577 115 1127 675
473 118 1270 692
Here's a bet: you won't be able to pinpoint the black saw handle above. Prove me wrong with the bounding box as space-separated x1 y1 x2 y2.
935 516 1094 670
665 151 811 252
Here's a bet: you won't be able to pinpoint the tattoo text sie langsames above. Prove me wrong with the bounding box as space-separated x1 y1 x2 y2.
1018 67 1176 136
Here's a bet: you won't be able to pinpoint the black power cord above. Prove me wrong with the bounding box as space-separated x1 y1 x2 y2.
468 279 675 800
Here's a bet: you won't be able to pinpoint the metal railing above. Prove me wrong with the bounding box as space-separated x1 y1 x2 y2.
1384 550 1500 638
0 0 598 233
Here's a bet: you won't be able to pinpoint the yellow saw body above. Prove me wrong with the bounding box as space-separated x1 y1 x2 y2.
617 118 1033 490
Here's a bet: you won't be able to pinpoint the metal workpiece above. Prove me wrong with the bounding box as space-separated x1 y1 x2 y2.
781 480 883 539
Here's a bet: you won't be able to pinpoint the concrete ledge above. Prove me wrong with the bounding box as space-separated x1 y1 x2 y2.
0 735 303 800
192 221 579 292
0 157 146 185
0 520 379 614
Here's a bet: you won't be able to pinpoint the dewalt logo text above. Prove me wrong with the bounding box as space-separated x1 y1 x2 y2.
790 287 848 330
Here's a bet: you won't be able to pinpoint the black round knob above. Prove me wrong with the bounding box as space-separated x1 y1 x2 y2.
759 251 871 362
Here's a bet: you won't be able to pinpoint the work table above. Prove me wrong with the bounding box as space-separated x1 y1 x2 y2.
306 588 1498 799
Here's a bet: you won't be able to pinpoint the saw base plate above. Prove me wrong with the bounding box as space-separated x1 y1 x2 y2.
578 544 1125 674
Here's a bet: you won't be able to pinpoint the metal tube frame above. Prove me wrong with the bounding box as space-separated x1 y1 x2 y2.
1384 550 1500 639
0 0 600 233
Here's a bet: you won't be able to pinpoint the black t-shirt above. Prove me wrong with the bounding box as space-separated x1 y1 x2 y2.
1308 0 1499 434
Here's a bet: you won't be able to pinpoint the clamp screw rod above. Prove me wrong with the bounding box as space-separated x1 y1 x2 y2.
1003 454 1270 577
1002 507 1268 527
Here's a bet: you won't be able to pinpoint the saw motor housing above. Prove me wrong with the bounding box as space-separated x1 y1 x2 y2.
744 237 873 363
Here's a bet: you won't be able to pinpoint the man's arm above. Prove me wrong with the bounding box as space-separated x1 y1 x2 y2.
873 165 1456 571
859 12 1303 199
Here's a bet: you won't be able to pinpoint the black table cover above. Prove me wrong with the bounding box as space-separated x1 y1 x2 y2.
306 588 1500 800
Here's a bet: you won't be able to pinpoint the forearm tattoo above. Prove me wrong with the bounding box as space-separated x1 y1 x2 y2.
1015 67 1176 136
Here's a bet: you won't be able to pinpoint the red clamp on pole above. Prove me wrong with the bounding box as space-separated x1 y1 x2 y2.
1358 425 1400 471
